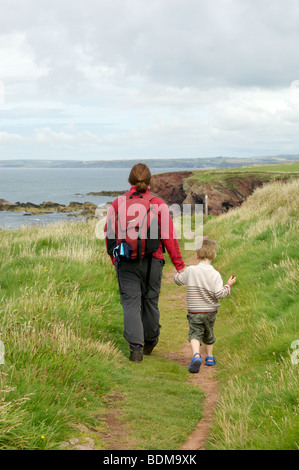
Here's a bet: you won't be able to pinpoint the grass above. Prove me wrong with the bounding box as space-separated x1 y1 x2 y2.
1 171 298 450
185 162 299 184
0 220 204 450
193 178 299 450
182 162 299 201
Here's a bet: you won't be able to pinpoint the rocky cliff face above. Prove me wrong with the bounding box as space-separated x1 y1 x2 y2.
151 171 290 214
151 171 193 205
183 175 265 214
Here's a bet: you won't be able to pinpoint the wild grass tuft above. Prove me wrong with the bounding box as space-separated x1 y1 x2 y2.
201 179 299 449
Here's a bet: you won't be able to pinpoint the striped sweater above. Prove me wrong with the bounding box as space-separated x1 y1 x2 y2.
174 261 231 313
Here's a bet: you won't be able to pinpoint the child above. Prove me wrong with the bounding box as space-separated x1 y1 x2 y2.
174 238 236 373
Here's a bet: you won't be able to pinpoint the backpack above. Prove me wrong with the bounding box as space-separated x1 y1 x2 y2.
106 191 161 264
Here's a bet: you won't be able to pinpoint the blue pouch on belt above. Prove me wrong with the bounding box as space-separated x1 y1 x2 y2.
113 242 133 264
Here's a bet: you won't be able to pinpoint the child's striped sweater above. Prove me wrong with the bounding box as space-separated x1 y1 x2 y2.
174 261 231 313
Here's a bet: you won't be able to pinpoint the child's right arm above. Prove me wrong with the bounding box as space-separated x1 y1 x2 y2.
227 275 236 287
214 272 232 299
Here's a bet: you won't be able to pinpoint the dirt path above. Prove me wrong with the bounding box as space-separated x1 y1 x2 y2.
97 257 219 451
99 349 218 451
166 342 219 450
162 259 219 451
99 393 138 450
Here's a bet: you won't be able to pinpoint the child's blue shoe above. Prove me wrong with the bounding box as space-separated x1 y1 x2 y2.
205 356 216 366
188 353 202 373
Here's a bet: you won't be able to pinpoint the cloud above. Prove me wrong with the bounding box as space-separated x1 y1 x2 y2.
0 131 27 145
0 81 4 105
1 0 299 159
0 33 48 82
2 82 299 159
2 0 299 93
33 127 106 146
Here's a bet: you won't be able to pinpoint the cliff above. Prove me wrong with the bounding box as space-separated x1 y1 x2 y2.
151 171 193 205
151 163 299 214
182 175 264 214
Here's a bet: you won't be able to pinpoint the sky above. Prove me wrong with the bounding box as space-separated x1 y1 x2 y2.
0 0 299 161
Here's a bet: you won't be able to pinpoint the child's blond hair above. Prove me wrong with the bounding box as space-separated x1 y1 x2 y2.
196 238 217 261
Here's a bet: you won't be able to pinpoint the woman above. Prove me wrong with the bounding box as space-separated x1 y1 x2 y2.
104 163 185 362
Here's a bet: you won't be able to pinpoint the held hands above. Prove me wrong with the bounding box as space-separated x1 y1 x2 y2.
227 275 236 287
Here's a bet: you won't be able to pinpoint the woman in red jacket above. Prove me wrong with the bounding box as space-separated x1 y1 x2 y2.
104 163 185 362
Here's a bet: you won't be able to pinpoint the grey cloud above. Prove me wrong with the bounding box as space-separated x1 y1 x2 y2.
1 0 299 160
1 0 299 93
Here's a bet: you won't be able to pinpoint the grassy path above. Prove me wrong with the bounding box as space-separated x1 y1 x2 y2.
161 259 219 450
57 253 209 451
98 254 219 451
0 222 204 451
67 177 298 450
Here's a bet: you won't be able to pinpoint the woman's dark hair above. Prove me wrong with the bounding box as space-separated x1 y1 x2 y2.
128 163 152 193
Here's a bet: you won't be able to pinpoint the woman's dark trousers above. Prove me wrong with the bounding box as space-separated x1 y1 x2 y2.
115 258 163 346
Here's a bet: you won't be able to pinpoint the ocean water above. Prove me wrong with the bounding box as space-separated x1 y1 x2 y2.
0 167 187 230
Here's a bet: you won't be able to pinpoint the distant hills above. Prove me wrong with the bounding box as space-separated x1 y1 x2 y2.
0 155 298 169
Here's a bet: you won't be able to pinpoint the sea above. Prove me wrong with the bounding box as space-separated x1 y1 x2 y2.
0 166 189 230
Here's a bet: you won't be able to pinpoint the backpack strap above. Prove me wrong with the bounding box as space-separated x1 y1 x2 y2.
129 191 143 199
128 191 156 202
145 254 153 295
137 205 152 264
115 211 127 244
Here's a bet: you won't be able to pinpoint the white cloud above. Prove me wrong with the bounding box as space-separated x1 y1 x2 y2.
1 0 299 159
33 127 105 146
0 33 49 82
1 83 299 159
0 131 27 145
0 81 4 105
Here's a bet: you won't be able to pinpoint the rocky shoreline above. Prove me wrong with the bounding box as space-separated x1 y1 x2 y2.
86 190 126 197
0 200 111 220
0 190 126 221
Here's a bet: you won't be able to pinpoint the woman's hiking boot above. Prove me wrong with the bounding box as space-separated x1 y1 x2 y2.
129 344 143 363
143 339 158 356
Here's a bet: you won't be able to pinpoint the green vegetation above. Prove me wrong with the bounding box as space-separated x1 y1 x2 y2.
1 171 298 450
184 161 299 185
197 178 298 450
0 221 203 450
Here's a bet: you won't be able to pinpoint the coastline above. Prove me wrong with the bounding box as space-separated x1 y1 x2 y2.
0 199 112 231
2 161 299 230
